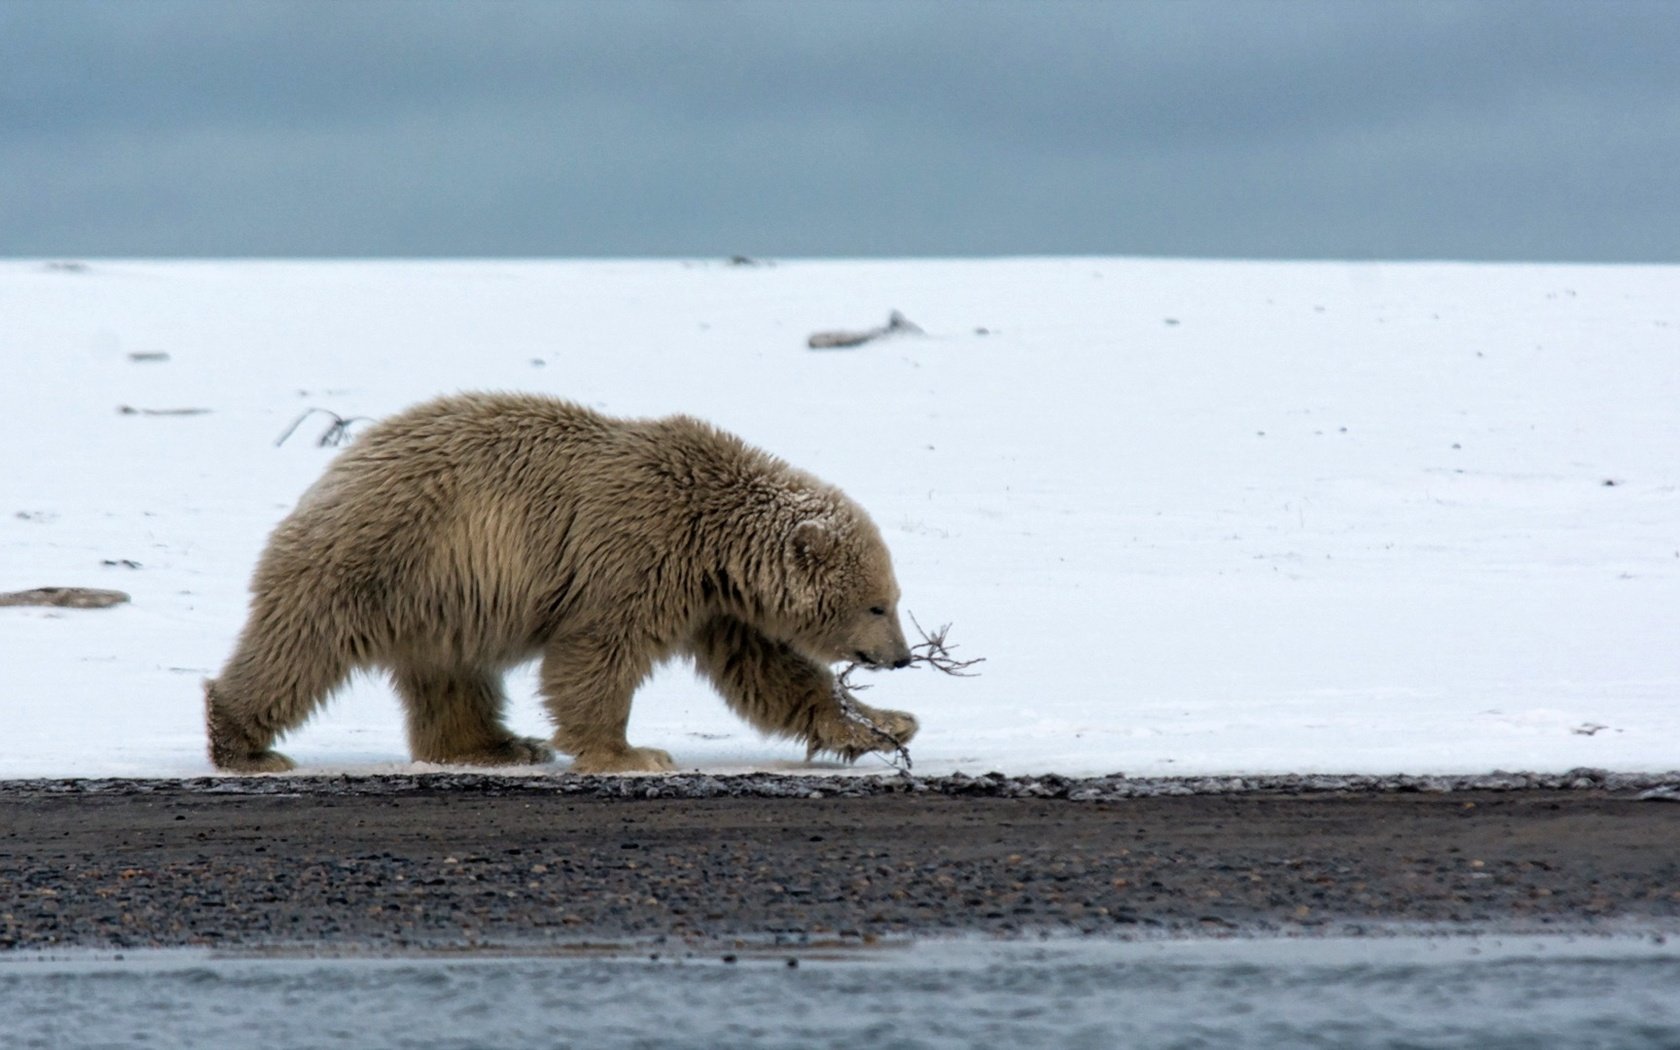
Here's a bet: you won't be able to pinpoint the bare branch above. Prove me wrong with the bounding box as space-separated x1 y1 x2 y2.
827 673 914 776
276 408 373 448
907 612 985 677
117 405 210 416
824 615 984 776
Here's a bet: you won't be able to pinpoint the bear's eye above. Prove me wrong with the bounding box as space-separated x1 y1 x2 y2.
869 606 887 617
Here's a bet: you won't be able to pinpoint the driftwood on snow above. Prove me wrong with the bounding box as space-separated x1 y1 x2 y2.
807 310 924 350
117 405 211 417
0 587 131 609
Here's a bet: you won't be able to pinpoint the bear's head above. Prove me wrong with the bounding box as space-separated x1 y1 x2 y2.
782 515 912 670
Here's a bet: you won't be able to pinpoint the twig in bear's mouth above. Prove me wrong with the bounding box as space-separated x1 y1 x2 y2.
825 616 985 775
906 613 985 677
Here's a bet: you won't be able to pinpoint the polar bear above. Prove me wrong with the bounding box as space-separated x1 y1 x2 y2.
206 392 917 774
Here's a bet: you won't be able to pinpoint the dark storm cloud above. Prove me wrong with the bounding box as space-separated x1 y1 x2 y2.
3 0 1677 260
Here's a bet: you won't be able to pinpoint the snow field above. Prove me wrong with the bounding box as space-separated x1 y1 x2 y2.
2 258 1676 777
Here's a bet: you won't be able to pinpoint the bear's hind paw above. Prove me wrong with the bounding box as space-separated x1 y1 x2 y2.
212 749 296 774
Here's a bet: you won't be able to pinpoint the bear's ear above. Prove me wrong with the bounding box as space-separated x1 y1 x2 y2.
790 519 834 565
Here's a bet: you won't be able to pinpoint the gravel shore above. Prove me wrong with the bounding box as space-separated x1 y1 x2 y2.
3 772 1677 953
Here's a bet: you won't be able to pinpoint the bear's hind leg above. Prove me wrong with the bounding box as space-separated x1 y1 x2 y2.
393 666 554 767
205 678 297 773
688 615 918 762
206 614 353 773
539 632 674 774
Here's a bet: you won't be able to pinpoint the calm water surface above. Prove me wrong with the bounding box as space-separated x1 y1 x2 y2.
3 934 1678 1049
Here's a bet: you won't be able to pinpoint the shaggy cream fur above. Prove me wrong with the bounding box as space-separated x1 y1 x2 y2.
206 393 916 773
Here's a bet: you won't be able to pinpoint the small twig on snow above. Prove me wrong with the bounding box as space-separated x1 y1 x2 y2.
117 405 211 416
276 407 372 448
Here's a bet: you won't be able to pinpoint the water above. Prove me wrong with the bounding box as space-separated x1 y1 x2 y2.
3 935 1678 1050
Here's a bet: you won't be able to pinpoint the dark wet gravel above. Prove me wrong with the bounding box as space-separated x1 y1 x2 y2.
2 771 1677 952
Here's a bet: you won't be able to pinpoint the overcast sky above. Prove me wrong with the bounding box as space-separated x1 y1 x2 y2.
4 0 1678 261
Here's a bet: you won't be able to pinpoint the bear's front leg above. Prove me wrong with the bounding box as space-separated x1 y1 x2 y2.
539 630 677 774
688 615 918 764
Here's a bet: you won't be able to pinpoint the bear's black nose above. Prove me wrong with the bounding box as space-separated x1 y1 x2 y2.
891 656 912 669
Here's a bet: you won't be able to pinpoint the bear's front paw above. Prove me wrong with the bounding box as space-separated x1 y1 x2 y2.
808 702 918 763
440 736 556 767
568 745 677 775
